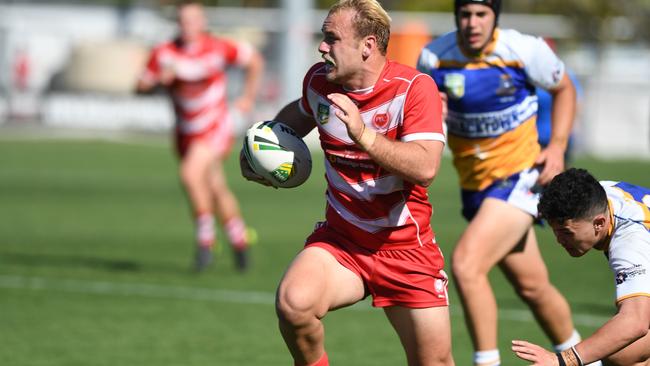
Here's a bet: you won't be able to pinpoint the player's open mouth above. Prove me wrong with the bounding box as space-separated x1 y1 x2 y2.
467 33 482 44
323 57 336 71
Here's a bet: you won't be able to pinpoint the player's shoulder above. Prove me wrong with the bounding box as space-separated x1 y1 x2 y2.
601 180 620 189
418 31 459 71
422 31 458 56
302 62 329 88
385 61 436 86
153 38 180 52
495 28 547 57
305 62 328 79
386 60 419 77
202 34 236 48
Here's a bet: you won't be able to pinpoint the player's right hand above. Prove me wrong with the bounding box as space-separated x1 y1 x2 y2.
511 340 559 365
239 150 276 188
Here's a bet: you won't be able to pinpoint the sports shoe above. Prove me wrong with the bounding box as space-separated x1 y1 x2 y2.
233 248 249 272
195 246 213 272
246 227 258 246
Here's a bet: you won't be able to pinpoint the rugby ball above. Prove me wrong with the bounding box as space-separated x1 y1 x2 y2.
243 120 312 188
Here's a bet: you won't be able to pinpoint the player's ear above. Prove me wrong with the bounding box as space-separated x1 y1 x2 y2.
362 36 375 58
592 214 607 232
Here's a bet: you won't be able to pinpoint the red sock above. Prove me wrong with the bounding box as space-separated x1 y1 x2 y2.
195 212 215 248
295 352 328 366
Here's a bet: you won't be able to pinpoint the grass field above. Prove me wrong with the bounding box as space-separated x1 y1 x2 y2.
1 134 649 365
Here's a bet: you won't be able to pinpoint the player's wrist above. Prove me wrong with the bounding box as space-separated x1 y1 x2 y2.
556 347 584 366
547 137 569 152
355 124 376 151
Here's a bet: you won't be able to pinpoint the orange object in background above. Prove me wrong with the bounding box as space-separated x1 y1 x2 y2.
387 21 431 68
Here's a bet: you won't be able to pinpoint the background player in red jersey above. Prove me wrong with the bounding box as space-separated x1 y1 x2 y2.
242 1 454 365
137 1 264 271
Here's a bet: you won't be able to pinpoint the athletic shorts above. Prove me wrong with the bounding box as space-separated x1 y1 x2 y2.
174 121 234 158
305 223 449 309
461 167 541 221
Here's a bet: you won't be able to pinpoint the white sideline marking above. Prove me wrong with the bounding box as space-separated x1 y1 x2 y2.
0 274 610 327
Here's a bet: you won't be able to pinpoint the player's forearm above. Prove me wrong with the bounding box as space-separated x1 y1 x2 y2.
364 136 443 187
549 74 576 151
574 309 648 363
242 52 264 102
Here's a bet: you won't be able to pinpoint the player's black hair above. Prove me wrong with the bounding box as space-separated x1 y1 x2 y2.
454 0 501 26
538 168 609 223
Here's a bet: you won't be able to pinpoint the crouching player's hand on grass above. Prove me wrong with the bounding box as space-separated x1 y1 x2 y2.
512 340 559 365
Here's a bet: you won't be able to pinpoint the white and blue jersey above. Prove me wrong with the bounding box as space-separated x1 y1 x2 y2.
417 28 565 190
603 181 650 303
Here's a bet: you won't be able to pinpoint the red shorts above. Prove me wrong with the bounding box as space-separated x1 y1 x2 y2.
305 223 449 308
175 122 234 158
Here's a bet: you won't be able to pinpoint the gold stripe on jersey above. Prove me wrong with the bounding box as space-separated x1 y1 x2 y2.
438 59 525 70
616 292 650 304
613 187 650 231
448 117 540 190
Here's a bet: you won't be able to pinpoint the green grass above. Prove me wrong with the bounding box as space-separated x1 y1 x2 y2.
1 137 648 365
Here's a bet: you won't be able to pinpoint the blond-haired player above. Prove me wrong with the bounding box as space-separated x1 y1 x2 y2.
242 1 454 365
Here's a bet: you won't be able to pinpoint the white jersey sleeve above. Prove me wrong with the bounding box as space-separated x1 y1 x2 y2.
501 29 565 90
604 181 650 302
609 236 650 302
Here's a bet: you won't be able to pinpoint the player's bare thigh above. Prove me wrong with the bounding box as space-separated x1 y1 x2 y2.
606 330 650 366
277 246 366 318
384 306 454 365
498 226 550 284
455 198 534 270
180 140 220 178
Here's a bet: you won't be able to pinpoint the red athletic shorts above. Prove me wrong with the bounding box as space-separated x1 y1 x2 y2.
174 121 234 158
305 223 449 308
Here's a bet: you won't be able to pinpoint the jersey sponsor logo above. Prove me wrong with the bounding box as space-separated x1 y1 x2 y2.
327 153 375 170
373 113 390 129
496 74 516 96
447 112 524 137
317 103 330 125
552 68 562 85
446 94 537 138
616 264 647 285
444 73 465 99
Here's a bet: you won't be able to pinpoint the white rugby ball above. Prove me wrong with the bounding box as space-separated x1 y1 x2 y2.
243 120 312 188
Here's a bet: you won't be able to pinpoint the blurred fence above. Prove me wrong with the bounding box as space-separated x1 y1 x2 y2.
0 3 648 159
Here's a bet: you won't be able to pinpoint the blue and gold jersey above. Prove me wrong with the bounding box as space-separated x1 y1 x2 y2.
603 181 650 303
417 29 565 190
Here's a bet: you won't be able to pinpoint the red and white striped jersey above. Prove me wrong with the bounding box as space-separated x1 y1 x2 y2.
300 61 446 250
140 33 253 135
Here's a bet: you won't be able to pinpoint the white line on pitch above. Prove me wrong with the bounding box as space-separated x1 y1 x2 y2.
0 274 610 327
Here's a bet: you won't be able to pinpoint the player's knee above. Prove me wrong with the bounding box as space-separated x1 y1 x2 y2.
451 246 484 283
514 278 549 304
179 164 201 187
275 287 317 327
430 351 454 366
